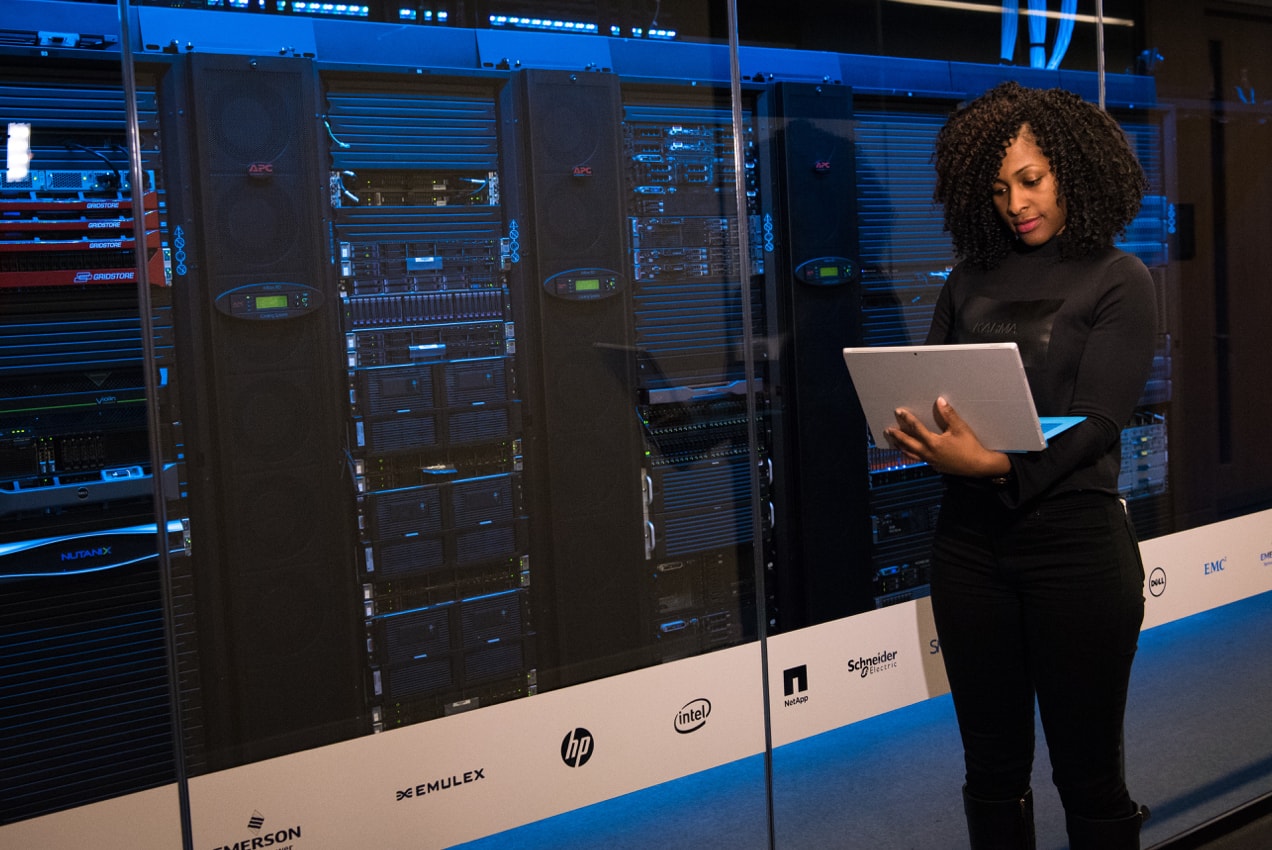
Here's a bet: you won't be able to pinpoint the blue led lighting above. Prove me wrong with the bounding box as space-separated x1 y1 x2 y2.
292 1 370 16
487 15 598 34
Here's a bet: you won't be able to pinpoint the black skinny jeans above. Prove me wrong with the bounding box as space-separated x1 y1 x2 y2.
930 488 1145 820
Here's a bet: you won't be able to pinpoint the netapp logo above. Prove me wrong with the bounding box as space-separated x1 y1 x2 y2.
782 665 808 707
1203 557 1227 575
210 812 301 850
674 698 712 734
561 728 594 767
395 768 486 801
846 649 899 678
1148 567 1167 597
61 546 111 562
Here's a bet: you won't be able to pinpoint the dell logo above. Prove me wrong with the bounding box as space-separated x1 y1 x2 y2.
1148 567 1167 597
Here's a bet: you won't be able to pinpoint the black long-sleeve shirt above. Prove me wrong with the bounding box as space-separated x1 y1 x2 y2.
925 238 1157 509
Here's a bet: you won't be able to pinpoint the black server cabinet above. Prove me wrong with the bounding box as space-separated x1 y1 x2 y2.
324 72 534 729
619 85 766 659
758 82 874 628
159 54 365 769
506 69 653 687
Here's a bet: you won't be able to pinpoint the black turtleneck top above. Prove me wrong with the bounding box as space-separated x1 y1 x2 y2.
925 238 1157 509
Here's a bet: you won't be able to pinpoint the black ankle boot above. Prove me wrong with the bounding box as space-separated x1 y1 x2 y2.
1065 802 1150 850
962 786 1037 850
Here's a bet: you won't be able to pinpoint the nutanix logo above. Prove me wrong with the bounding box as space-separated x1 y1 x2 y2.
782 664 808 707
210 811 302 850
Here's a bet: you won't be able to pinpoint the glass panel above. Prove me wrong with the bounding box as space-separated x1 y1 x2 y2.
3 1 1271 848
0 1 183 844
128 1 772 848
742 2 1272 850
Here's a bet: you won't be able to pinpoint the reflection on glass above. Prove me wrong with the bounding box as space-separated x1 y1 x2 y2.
0 34 178 825
1 0 1270 847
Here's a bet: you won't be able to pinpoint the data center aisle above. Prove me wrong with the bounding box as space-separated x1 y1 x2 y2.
454 589 1272 849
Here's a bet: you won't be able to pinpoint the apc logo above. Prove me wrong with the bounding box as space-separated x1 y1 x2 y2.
1148 567 1167 597
561 728 594 768
247 161 275 178
1203 557 1227 575
674 698 711 734
782 664 808 707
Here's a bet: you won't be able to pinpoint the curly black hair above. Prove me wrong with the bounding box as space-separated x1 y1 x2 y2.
933 80 1149 268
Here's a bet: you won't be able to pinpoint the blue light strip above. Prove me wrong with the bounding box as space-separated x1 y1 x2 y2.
291 1 370 17
488 15 599 35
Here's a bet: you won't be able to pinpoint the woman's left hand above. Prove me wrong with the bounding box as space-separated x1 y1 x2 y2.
883 396 1012 479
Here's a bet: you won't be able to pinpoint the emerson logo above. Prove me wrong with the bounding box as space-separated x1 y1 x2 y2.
210 811 302 850
674 698 712 734
561 727 594 768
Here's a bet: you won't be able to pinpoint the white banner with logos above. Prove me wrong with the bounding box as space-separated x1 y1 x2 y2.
3 508 1269 849
765 596 948 748
1140 508 1272 629
182 641 766 850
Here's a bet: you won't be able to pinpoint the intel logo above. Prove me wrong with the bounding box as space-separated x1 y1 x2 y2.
674 698 712 734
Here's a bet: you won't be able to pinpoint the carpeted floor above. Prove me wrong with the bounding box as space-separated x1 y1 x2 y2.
455 589 1272 849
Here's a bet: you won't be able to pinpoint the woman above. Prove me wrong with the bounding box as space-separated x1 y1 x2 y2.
884 81 1156 849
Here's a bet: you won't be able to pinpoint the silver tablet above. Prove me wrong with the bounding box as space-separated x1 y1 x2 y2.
842 342 1083 453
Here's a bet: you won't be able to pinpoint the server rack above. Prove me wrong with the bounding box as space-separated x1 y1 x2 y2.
0 65 180 823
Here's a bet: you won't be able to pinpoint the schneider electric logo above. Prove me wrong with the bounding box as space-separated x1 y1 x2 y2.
846 649 899 678
209 811 302 850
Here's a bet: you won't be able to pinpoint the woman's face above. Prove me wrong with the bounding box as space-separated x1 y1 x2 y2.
992 125 1067 247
